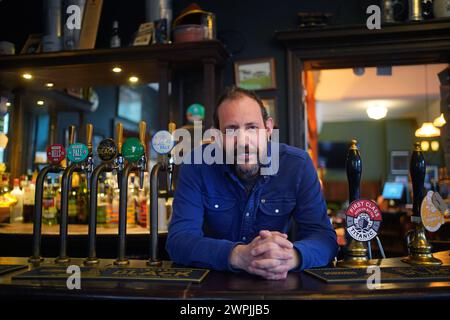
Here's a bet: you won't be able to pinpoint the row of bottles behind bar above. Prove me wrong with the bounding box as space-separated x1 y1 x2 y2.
5 170 172 230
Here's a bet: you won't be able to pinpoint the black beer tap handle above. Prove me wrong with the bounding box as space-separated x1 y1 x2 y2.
346 139 362 203
410 142 426 218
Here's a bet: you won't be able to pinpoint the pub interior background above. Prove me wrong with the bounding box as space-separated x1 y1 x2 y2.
0 0 449 265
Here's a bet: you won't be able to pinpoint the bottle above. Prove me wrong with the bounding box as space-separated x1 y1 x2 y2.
126 175 137 227
10 178 23 223
1 175 10 194
54 175 61 218
110 187 120 227
21 176 33 223
97 178 107 225
42 177 58 226
77 175 89 224
106 174 119 227
22 174 36 222
137 187 148 227
68 186 78 224
110 20 121 48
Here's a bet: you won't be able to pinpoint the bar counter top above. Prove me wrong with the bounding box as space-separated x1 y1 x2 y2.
1 251 450 300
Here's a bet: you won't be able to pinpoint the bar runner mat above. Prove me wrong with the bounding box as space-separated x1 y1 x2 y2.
305 266 450 283
12 266 209 283
0 265 28 276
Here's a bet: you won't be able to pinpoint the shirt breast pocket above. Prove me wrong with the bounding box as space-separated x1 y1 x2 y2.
202 195 236 238
257 199 296 232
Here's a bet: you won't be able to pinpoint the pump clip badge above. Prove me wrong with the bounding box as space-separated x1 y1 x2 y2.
67 143 88 163
421 191 446 232
46 144 66 164
345 199 382 242
151 130 174 155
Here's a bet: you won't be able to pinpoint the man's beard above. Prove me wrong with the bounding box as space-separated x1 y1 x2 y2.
233 145 260 181
235 162 260 181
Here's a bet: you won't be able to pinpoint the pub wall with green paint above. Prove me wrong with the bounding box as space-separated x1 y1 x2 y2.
319 119 420 182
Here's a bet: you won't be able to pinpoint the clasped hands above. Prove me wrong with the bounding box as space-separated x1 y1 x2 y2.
230 230 300 280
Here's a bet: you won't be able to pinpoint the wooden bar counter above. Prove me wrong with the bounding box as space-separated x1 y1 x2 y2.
0 251 449 300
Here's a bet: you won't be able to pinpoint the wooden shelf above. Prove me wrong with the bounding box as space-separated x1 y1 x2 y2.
4 40 230 180
0 40 229 90
275 18 450 70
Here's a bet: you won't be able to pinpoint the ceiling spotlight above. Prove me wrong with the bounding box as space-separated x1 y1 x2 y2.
5 102 11 107
22 73 33 80
36 100 45 106
112 67 122 73
45 82 54 88
129 76 139 83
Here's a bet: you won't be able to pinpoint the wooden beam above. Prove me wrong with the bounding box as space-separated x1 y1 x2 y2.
286 51 306 149
9 89 25 181
203 59 216 129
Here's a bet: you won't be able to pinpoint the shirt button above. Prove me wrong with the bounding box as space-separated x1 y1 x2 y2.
214 204 219 209
242 236 247 241
261 199 266 203
245 212 250 217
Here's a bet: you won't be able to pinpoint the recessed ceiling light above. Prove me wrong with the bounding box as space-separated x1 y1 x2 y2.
45 82 54 88
129 76 139 83
5 102 11 107
37 100 44 106
112 67 122 73
22 73 33 80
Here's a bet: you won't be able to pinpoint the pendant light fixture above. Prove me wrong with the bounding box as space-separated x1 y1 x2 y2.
433 113 446 127
415 65 440 138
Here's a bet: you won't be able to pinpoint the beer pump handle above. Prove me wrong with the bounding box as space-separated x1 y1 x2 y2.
346 139 362 203
68 125 76 145
410 142 426 218
86 123 93 155
139 121 146 153
116 122 123 154
168 122 176 134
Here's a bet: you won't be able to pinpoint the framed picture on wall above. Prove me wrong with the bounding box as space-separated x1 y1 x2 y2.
390 151 409 175
117 86 143 123
261 97 278 125
234 58 277 90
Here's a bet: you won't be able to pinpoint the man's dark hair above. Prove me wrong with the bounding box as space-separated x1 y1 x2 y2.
213 86 269 129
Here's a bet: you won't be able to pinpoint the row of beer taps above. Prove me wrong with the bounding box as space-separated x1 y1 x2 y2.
29 120 176 267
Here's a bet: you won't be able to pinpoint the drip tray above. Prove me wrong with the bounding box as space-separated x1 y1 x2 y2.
0 265 28 276
12 266 209 283
305 266 450 283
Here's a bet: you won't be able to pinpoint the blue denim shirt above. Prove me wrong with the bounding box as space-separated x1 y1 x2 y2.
166 143 338 271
